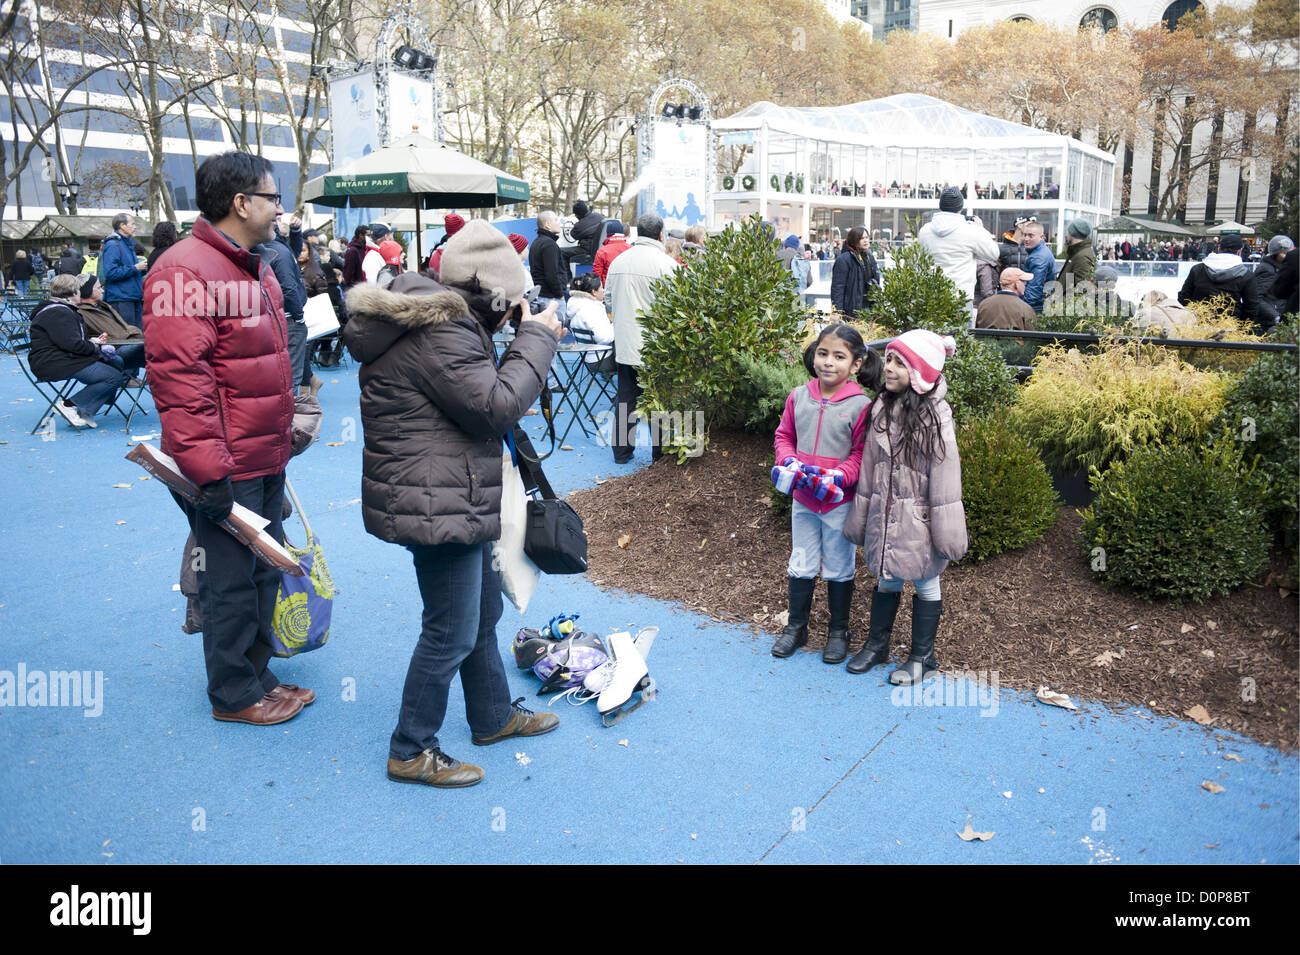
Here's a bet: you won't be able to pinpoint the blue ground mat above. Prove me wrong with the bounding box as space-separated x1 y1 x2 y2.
0 358 1295 864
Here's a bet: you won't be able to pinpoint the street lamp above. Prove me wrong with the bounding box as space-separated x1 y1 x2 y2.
55 179 80 215
130 195 144 216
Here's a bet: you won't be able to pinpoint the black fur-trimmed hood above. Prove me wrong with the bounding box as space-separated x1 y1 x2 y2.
342 282 470 364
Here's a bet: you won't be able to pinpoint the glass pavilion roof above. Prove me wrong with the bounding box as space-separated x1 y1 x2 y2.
722 94 1056 141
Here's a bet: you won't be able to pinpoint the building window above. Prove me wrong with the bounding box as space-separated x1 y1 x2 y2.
1161 0 1204 30
1079 7 1118 32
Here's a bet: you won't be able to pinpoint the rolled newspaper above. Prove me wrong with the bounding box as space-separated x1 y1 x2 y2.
125 443 304 577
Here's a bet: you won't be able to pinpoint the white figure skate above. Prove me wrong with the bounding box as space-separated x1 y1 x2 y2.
589 628 657 727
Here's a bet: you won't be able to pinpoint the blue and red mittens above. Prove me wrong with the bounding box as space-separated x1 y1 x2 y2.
771 457 804 496
800 464 846 505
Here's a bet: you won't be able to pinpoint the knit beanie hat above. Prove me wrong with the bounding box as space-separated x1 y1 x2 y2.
378 239 403 266
1267 235 1294 256
783 233 801 250
79 273 98 298
938 187 964 213
886 329 957 395
439 219 528 303
1218 233 1244 253
573 200 589 219
443 213 465 235
1066 218 1092 240
508 233 528 254
606 220 625 236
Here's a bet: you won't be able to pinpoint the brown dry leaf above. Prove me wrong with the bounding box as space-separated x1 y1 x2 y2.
957 822 994 842
1205 620 1218 630
115 520 126 525
523 408 539 416
138 475 150 480
1184 704 1213 726
698 538 707 550
618 739 628 747
1180 623 1196 634
112 483 132 488
1200 649 1215 659
560 445 575 451
1222 753 1245 762
1092 649 1125 667
325 441 345 447
1205 843 1219 849
617 534 631 549
1201 781 1225 794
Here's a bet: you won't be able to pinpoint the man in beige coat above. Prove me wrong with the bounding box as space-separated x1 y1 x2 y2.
606 212 678 464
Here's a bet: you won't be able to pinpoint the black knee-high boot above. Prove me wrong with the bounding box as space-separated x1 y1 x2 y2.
772 576 815 658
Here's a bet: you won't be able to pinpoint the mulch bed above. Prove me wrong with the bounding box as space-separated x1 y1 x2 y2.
569 429 1299 750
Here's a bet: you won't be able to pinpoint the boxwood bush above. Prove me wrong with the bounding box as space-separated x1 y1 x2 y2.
1212 349 1300 543
639 216 807 457
944 330 1019 427
1011 341 1230 472
956 412 1059 562
1079 440 1270 602
865 242 969 334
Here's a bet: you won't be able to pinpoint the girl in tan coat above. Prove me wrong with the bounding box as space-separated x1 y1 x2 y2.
842 329 968 685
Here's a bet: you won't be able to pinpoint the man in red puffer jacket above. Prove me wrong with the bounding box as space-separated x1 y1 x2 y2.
144 151 303 727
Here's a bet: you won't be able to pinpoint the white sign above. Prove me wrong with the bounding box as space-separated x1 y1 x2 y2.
645 121 708 231
388 72 435 141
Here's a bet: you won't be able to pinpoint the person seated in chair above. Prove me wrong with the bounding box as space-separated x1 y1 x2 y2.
77 275 145 383
28 274 135 429
565 272 616 375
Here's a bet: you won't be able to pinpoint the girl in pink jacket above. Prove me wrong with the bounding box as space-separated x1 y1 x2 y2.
841 329 969 685
770 324 882 663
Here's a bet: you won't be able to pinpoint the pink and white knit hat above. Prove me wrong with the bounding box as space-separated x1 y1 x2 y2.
886 329 957 394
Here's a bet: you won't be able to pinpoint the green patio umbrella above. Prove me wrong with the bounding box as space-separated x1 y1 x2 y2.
302 131 530 263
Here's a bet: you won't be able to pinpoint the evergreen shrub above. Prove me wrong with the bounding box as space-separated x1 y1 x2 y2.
1079 441 1271 602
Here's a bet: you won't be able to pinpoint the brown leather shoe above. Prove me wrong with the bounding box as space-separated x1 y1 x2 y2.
273 683 316 705
212 691 303 725
387 748 484 788
472 697 559 746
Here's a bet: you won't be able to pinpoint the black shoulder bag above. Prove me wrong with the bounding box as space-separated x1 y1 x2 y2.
510 426 588 574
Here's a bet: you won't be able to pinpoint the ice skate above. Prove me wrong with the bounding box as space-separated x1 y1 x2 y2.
581 627 657 697
595 629 656 727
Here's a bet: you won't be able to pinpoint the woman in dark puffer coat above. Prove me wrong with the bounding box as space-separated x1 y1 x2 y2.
344 220 565 790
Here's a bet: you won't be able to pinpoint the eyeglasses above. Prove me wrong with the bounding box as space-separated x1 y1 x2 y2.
245 191 283 206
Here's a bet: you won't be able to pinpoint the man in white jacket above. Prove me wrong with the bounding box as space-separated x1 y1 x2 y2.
917 187 1000 313
606 213 678 464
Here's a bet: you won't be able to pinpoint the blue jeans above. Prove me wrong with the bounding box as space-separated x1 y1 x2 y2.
877 574 942 601
390 541 514 759
15 279 29 297
110 298 143 328
70 360 127 417
789 499 855 581
114 343 145 374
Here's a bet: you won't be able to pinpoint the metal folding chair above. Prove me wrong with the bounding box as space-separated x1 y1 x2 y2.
552 328 616 444
12 341 82 436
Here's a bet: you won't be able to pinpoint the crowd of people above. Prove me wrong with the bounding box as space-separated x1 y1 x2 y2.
13 149 1297 793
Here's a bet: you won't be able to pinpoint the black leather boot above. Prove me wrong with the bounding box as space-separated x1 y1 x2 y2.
822 579 855 664
182 596 203 634
847 586 900 674
772 576 815 658
889 595 942 686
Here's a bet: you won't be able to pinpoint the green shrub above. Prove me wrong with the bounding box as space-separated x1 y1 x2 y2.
865 243 969 335
1012 341 1230 472
956 412 1059 562
1212 349 1300 542
1079 440 1271 602
944 330 1019 427
734 354 811 433
639 216 807 458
